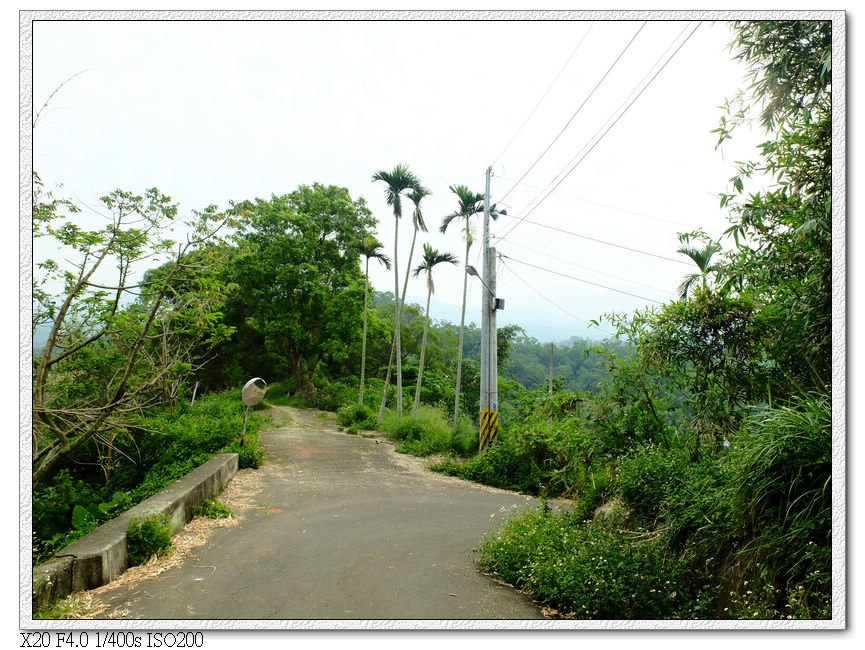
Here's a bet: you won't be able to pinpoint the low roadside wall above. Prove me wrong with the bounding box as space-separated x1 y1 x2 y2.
32 453 239 613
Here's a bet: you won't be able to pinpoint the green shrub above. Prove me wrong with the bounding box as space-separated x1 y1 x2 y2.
380 406 472 457
459 435 544 493
662 455 734 565
570 464 616 523
227 438 265 469
193 498 232 519
126 514 173 566
615 445 689 524
479 506 691 619
309 378 358 412
337 403 376 430
33 388 262 566
261 379 293 406
450 417 479 457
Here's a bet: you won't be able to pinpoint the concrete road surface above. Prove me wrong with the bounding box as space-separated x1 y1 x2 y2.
94 407 546 620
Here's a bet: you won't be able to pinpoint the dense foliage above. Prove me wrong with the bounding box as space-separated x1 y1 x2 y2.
31 390 265 564
471 20 833 619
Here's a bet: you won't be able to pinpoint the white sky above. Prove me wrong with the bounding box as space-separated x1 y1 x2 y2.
30 16 770 341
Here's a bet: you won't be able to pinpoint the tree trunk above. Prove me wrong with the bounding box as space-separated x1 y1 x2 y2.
453 227 470 425
376 338 394 426
393 216 403 416
359 258 370 405
290 353 303 396
378 223 419 421
304 361 317 399
413 286 433 418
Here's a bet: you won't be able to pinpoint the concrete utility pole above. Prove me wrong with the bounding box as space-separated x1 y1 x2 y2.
479 166 499 450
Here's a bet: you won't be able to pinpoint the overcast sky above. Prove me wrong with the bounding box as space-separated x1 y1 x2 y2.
31 16 786 341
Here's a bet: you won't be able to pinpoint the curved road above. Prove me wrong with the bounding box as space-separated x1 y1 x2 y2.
95 407 545 620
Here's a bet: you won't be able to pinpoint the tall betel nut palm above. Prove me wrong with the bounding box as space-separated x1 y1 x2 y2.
412 244 459 418
358 235 391 405
440 184 498 425
372 163 420 417
376 182 431 422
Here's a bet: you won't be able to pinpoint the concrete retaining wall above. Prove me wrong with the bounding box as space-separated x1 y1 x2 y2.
32 453 239 613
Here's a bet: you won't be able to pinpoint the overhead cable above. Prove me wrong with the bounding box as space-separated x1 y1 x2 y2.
492 23 595 167
494 175 693 228
496 237 675 295
496 212 691 266
498 21 702 242
500 258 616 336
500 253 665 304
497 21 647 204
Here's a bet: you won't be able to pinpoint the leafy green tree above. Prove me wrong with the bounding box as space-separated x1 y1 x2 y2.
225 184 376 396
372 164 421 419
716 20 832 396
411 244 459 417
32 181 229 485
439 184 499 424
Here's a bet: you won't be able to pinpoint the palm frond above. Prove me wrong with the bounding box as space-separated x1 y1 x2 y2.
412 243 459 277
361 236 391 270
439 211 461 234
407 185 431 233
677 274 698 300
372 163 420 220
441 184 486 234
677 241 722 274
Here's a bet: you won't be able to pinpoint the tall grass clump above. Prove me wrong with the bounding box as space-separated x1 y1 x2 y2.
379 405 474 457
725 390 831 618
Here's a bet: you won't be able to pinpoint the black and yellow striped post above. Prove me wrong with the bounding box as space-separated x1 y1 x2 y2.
479 407 499 451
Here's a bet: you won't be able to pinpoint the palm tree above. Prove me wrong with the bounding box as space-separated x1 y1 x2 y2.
376 184 430 423
372 163 420 417
358 236 391 405
412 244 459 417
440 184 498 425
677 239 723 299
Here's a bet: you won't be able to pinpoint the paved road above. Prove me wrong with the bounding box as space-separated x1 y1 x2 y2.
95 407 545 620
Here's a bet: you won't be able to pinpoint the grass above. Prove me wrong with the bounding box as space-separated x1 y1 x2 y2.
193 498 233 519
379 405 476 457
126 514 173 566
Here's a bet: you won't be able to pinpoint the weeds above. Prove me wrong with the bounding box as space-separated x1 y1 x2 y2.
126 514 173 566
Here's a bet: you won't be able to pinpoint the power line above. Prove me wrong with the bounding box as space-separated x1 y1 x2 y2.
500 253 665 304
495 211 691 266
500 258 616 337
493 175 693 229
498 21 702 242
492 23 595 167
496 237 675 295
498 21 647 204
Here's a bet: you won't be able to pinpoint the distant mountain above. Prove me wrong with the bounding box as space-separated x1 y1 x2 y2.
403 294 607 345
32 322 50 354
